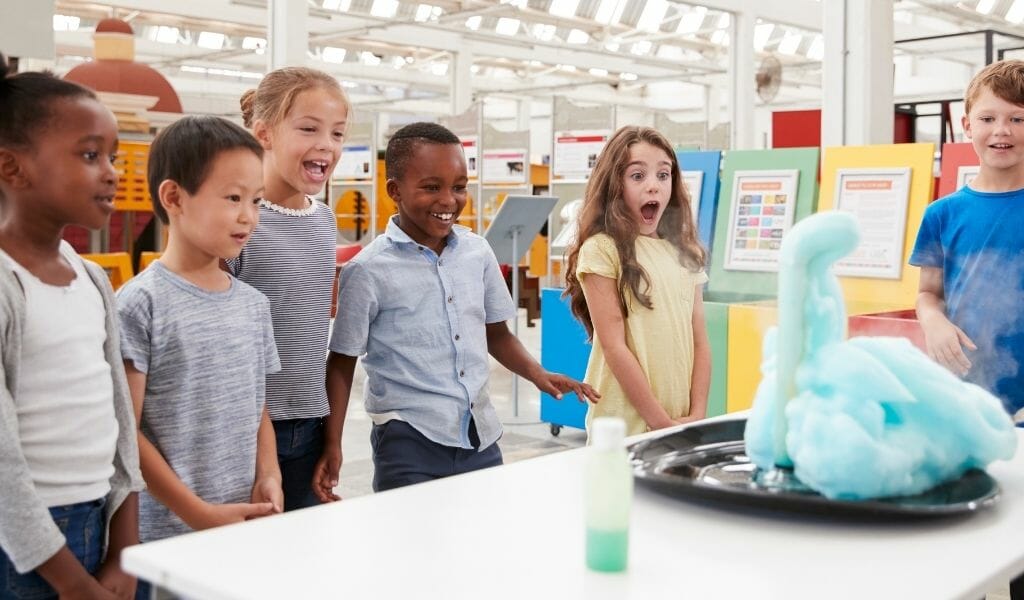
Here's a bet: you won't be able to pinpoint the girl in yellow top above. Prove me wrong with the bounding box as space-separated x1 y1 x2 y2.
564 126 710 436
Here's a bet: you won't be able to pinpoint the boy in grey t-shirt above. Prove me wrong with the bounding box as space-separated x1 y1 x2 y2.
117 116 283 545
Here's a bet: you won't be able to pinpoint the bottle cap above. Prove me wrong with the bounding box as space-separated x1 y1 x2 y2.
591 417 626 449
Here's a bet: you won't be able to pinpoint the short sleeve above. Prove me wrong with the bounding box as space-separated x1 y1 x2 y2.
481 245 516 324
115 286 152 373
576 235 620 280
909 203 944 268
260 301 281 374
694 269 709 287
329 261 378 356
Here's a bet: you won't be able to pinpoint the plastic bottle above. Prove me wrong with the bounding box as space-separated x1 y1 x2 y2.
585 417 633 572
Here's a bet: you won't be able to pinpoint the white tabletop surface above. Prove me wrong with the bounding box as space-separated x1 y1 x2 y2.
122 419 1024 600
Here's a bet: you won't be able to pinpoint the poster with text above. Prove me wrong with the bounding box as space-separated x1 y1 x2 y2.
462 136 479 179
553 130 610 182
832 167 911 279
723 169 800 272
681 170 704 224
482 148 528 185
956 165 979 191
334 145 373 181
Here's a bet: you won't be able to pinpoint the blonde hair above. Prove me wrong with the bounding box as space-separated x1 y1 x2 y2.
240 67 349 129
563 125 706 339
964 60 1024 114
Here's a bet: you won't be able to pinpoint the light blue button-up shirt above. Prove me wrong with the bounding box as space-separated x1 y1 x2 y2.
329 216 516 450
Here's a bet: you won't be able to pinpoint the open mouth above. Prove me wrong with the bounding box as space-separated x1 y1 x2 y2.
96 195 115 211
231 232 250 244
303 160 330 180
990 143 1013 150
430 212 454 223
640 201 660 223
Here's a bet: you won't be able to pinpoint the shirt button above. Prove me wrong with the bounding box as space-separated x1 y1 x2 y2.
459 370 465 377
438 259 444 266
447 296 453 303
455 334 460 341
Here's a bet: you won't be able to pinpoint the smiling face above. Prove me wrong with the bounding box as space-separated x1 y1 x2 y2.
621 141 673 238
165 148 265 261
387 141 468 254
963 86 1024 177
8 97 120 231
258 86 348 197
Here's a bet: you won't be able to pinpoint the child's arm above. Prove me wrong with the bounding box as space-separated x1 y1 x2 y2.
486 321 601 403
916 265 976 375
581 273 675 430
250 407 283 514
94 491 139 598
124 362 277 530
314 351 357 503
34 550 118 600
681 287 710 423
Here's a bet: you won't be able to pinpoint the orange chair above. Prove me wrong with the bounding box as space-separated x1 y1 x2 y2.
139 251 162 271
81 252 133 290
332 244 363 317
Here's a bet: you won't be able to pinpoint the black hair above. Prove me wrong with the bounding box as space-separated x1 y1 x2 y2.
0 52 97 150
384 121 462 181
147 115 263 224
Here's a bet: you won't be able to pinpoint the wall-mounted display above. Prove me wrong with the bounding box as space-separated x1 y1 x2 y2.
832 167 912 280
957 165 980 190
553 129 610 181
681 170 704 224
723 169 799 272
482 148 528 185
334 144 373 181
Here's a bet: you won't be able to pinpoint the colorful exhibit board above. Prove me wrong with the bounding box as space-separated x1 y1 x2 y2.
539 289 590 432
818 143 935 308
937 142 980 198
676 150 722 253
708 147 821 297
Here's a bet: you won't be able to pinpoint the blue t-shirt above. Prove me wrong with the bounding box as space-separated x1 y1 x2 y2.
909 185 1024 415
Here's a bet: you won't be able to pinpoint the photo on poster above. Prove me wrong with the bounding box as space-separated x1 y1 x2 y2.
956 165 979 191
333 145 374 181
681 170 704 225
723 169 800 272
482 148 529 185
832 167 912 280
553 130 611 182
462 136 479 179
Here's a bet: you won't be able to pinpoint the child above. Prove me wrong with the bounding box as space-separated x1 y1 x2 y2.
231 67 349 509
564 125 710 437
912 60 1024 422
0 55 144 598
117 116 283 550
327 122 598 493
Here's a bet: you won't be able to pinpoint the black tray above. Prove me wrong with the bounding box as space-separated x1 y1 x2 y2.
628 418 1000 519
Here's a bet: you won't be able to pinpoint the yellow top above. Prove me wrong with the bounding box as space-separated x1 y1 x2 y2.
577 233 708 436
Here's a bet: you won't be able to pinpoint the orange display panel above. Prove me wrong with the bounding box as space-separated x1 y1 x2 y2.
114 141 152 212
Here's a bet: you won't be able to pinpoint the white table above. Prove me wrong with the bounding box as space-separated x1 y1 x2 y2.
122 420 1024 600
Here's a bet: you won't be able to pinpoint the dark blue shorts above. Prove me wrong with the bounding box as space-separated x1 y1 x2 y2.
370 419 502 492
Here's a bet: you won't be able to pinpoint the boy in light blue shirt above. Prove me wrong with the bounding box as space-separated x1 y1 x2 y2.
325 122 598 493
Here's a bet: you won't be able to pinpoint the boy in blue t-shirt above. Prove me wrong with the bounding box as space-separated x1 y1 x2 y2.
325 122 598 494
911 59 1024 421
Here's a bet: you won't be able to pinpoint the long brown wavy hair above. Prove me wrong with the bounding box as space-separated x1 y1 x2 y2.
563 125 707 339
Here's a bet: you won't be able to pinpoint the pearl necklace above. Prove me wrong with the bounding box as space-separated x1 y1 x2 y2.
260 197 318 217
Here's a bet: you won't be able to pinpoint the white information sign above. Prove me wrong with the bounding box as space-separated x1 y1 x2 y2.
956 165 980 190
462 136 479 179
482 148 528 185
553 130 610 181
681 170 704 224
723 169 800 272
333 144 373 181
832 167 912 280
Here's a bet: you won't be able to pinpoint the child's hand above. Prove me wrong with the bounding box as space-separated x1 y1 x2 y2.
312 447 343 503
250 478 284 517
922 315 976 376
533 371 601 404
54 578 119 600
196 501 278 529
95 559 136 600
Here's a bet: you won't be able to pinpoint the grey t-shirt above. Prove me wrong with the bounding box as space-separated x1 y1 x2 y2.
116 262 281 543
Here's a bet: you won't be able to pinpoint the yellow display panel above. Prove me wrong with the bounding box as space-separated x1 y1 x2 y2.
818 143 935 308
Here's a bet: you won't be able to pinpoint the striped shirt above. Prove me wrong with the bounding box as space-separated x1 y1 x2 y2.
227 198 337 420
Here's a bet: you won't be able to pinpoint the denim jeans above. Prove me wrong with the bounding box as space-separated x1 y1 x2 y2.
0 498 105 600
274 417 326 511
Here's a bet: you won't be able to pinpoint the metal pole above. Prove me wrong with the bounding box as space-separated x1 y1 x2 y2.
511 226 520 417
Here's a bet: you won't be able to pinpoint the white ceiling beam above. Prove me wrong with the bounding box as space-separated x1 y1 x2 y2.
687 0 822 32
